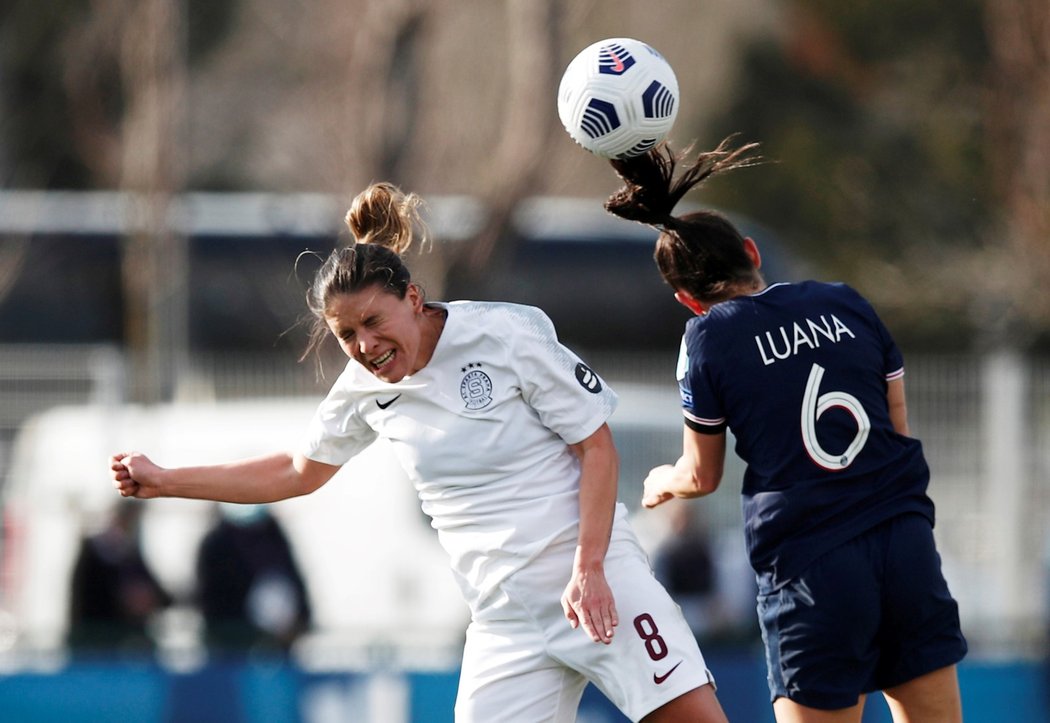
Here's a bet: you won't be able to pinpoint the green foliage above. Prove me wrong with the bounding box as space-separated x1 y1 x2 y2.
0 0 238 189
803 0 987 63
700 1 994 348
0 0 97 187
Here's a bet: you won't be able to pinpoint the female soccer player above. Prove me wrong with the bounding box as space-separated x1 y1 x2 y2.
603 140 967 723
109 183 727 723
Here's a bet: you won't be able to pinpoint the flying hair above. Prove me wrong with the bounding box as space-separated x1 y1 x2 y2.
344 181 430 255
603 136 766 304
604 136 763 227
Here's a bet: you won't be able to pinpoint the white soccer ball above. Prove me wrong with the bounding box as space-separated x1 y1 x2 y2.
557 38 679 160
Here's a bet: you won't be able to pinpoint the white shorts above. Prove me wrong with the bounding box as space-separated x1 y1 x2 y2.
454 530 715 722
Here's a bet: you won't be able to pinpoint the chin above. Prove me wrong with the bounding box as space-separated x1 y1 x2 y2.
374 368 406 384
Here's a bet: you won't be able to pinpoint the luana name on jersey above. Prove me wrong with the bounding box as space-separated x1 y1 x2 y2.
754 314 856 366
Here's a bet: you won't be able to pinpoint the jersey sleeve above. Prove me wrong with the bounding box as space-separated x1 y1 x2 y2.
843 284 905 381
507 305 618 445
300 374 379 465
678 323 727 435
876 314 905 381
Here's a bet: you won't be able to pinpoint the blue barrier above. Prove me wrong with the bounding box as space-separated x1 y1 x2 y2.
0 653 1044 722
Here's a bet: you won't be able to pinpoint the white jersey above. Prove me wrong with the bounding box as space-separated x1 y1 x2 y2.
301 301 624 609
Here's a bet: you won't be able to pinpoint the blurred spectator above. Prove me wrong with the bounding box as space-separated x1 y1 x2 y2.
69 501 172 653
651 502 720 641
639 502 760 649
196 503 311 656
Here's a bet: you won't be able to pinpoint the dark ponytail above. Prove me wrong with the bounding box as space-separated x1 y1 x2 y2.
605 136 761 225
604 137 764 304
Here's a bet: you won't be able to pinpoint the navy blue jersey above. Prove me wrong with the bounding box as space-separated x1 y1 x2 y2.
679 281 935 587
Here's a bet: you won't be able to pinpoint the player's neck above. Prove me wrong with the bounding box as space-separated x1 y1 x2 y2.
413 305 448 372
725 276 767 301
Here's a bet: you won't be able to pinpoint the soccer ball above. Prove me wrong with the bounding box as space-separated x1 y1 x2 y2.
557 38 679 160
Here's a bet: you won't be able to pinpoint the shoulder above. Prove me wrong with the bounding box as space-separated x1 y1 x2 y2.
447 300 556 336
801 280 867 303
823 280 859 295
814 281 880 318
448 299 552 322
682 314 719 362
748 280 873 311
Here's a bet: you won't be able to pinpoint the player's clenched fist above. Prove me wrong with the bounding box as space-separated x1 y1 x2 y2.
110 452 164 499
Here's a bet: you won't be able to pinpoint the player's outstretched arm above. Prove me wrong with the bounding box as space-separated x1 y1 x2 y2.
109 451 340 503
642 427 727 508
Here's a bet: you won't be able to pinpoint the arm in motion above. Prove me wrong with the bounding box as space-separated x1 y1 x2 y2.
109 450 341 503
642 426 726 508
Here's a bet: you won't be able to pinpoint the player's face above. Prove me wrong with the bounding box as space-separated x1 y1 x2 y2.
325 284 426 383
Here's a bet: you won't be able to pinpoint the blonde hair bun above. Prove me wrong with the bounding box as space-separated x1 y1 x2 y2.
344 182 429 255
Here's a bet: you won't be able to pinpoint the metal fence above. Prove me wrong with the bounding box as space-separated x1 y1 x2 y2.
0 344 1047 656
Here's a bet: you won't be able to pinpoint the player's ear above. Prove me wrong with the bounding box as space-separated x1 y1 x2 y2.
407 283 424 311
743 237 762 270
674 290 706 316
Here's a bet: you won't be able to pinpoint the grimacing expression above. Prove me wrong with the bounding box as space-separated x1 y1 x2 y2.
324 284 425 383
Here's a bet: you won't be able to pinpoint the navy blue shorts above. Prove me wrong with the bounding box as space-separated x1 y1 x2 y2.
756 513 967 710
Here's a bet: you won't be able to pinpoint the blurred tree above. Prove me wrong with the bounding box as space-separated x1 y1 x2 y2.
116 0 190 402
978 0 1050 348
458 0 564 276
702 0 1049 350
702 0 994 349
0 0 99 187
0 0 776 197
0 0 238 399
0 0 234 189
312 0 433 189
3 0 1046 350
280 0 565 291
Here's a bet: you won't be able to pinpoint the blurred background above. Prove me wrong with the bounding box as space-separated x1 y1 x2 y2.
0 0 1048 721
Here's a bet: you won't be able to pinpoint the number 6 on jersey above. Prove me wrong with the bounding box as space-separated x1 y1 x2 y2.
801 363 871 471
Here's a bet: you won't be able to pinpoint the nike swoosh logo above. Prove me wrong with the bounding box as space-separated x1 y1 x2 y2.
653 660 682 685
611 54 625 73
376 394 401 410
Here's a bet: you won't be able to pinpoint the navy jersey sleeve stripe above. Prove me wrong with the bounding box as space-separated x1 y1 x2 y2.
684 415 727 434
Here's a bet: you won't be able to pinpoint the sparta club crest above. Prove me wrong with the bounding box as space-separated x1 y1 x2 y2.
460 363 493 410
